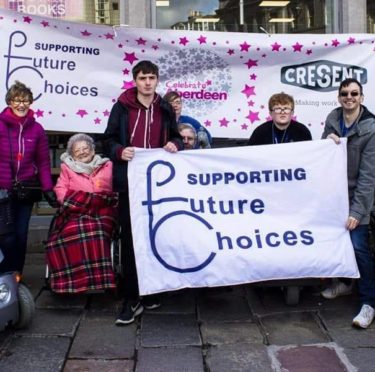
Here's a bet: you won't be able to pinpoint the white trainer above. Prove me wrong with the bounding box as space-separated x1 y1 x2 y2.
352 304 375 329
321 280 353 299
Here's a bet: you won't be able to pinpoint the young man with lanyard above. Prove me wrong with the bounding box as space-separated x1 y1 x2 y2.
321 78 375 329
102 60 183 325
247 92 312 146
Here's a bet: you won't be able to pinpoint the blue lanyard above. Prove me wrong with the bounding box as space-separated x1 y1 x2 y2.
272 124 289 144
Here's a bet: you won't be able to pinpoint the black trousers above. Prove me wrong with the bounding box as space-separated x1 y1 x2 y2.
118 192 139 301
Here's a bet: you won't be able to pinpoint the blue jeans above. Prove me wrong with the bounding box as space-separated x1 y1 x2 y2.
0 200 34 273
351 225 375 307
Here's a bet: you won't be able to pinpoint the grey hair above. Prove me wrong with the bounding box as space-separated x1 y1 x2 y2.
66 133 95 156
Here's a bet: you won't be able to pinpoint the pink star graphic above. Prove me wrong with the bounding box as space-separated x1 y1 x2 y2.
241 124 249 130
241 84 256 98
348 37 356 44
206 80 212 86
35 109 44 118
123 52 138 65
227 49 235 55
219 118 230 127
76 109 88 118
179 37 189 46
250 73 257 80
41 20 49 27
246 111 260 123
136 37 147 45
152 45 159 50
122 80 135 89
204 120 212 127
197 35 207 44
81 30 92 36
332 39 340 47
23 16 32 23
306 49 312 55
239 42 251 52
292 42 303 52
244 59 258 69
94 118 101 124
104 33 114 39
266 115 272 121
103 110 110 117
122 68 130 75
248 100 255 107
271 42 282 51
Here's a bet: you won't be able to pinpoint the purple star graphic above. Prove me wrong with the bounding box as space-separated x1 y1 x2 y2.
266 115 272 121
246 111 260 123
239 42 251 52
104 33 114 39
241 84 256 98
348 37 356 44
248 100 255 107
122 80 135 89
123 52 138 65
262 54 266 58
271 42 281 51
118 43 123 48
103 110 110 117
41 20 49 27
332 39 340 47
81 30 92 36
136 37 147 45
179 37 189 46
206 80 212 86
152 45 159 50
292 42 303 52
241 124 249 130
35 109 44 118
244 59 258 69
250 74 257 80
122 68 130 75
306 49 312 55
219 118 230 127
227 49 235 55
94 118 101 124
197 35 207 44
23 16 32 23
76 109 88 118
204 120 212 127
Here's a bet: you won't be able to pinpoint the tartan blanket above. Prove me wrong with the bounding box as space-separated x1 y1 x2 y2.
46 190 118 293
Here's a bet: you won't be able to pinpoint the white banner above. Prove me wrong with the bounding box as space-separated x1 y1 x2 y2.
128 140 359 295
1 9 375 138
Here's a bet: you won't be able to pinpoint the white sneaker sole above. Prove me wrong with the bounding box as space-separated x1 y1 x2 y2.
115 305 144 325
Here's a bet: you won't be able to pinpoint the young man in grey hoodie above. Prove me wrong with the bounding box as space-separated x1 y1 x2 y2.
103 60 183 325
321 78 375 329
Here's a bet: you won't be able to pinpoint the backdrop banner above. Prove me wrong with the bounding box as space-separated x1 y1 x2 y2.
128 140 359 295
1 9 374 138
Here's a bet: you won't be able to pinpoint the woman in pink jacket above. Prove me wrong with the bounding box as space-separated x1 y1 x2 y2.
47 133 117 293
54 133 112 203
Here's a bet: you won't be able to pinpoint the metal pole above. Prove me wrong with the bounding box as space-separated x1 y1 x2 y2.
239 0 244 25
150 0 156 28
119 0 126 25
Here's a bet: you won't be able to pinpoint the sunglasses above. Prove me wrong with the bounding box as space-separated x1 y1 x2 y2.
339 91 360 97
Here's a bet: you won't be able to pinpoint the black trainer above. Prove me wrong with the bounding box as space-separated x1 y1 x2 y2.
115 301 144 325
142 295 161 310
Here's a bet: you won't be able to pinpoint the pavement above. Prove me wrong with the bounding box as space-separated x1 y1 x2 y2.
0 218 375 372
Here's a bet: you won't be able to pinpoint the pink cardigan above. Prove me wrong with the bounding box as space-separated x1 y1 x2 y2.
54 161 113 204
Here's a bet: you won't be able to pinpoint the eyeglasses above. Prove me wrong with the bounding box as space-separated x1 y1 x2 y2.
339 91 360 97
11 99 31 106
272 107 293 114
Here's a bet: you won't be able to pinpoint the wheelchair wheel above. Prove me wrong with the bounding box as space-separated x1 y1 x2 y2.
15 283 35 329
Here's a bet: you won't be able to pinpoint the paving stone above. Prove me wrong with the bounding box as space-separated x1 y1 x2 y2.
16 308 82 337
206 343 273 372
328 327 375 348
36 288 88 309
136 346 204 372
261 312 329 345
270 344 352 372
64 358 133 372
22 261 45 297
319 308 359 329
197 290 252 323
69 312 136 359
141 313 201 347
88 292 122 313
0 336 70 372
149 288 196 314
344 347 375 372
201 321 264 345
